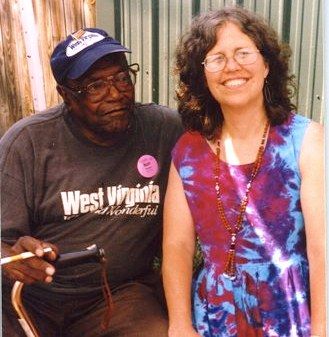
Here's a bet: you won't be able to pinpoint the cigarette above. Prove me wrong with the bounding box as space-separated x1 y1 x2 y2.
0 247 53 265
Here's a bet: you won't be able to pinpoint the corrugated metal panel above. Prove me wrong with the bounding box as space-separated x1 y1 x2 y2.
158 1 193 107
119 0 154 102
289 0 323 122
96 0 323 122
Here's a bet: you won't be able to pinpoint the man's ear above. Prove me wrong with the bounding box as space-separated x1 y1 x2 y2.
56 85 67 100
56 85 74 107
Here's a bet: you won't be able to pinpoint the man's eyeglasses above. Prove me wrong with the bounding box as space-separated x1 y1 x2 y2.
64 63 139 102
202 49 260 72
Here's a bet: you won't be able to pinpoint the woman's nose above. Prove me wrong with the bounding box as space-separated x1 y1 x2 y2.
224 56 242 71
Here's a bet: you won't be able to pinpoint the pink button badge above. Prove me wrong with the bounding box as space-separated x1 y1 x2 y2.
137 155 159 178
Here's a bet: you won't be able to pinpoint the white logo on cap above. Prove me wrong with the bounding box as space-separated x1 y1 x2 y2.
66 31 105 57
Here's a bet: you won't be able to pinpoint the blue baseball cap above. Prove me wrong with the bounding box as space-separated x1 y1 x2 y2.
50 28 131 84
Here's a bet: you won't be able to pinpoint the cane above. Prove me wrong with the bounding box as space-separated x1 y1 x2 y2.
10 245 106 337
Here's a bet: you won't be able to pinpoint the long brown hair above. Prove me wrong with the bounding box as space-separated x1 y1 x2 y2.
175 7 296 139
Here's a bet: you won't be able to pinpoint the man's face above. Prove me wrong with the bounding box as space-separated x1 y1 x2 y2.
62 55 135 146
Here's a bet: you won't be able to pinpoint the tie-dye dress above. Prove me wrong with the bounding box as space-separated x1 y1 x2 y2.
172 113 311 337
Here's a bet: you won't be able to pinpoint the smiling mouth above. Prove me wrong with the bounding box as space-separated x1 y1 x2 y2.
223 78 247 88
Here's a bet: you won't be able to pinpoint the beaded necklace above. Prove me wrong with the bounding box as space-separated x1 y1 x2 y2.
214 121 270 280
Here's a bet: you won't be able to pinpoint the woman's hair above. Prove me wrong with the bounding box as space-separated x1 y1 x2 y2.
175 7 296 139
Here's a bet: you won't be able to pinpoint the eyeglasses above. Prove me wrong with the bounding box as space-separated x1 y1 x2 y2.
64 63 139 102
202 49 260 72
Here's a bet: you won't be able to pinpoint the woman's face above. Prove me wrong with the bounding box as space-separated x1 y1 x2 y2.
204 22 269 112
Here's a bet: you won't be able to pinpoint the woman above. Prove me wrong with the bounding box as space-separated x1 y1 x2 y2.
162 7 325 337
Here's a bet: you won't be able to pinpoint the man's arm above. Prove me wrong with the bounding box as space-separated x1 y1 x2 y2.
1 129 58 285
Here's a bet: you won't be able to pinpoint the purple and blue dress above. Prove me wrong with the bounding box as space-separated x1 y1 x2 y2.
172 113 311 337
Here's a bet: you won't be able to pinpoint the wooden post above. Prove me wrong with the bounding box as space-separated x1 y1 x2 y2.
18 0 46 113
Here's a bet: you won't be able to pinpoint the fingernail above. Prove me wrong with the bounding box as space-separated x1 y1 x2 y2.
45 276 53 283
35 249 43 256
46 267 55 276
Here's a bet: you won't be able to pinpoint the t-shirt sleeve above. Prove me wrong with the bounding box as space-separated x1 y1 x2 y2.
0 130 34 244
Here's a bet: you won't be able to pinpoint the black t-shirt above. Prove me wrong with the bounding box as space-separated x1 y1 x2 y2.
0 102 182 294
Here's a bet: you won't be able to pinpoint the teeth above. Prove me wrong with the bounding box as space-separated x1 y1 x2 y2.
224 79 246 87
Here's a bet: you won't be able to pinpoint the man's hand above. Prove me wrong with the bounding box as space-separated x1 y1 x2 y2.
2 236 58 284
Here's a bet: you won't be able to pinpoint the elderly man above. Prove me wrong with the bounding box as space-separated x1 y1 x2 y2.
1 28 182 337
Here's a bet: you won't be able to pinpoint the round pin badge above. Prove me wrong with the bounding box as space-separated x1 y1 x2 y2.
137 155 159 178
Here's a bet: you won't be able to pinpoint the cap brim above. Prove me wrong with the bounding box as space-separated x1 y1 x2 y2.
67 44 131 80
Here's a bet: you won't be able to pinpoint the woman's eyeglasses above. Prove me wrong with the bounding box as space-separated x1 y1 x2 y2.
64 63 139 102
202 49 260 72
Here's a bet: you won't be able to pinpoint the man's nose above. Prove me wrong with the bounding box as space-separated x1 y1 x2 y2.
105 83 122 100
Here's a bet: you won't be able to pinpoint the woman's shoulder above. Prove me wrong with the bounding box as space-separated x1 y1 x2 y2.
172 131 203 162
301 119 323 152
299 119 323 178
176 130 202 144
276 112 312 140
275 112 323 167
288 112 323 141
291 112 311 126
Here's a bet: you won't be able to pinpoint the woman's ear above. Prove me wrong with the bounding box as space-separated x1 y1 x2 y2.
264 63 269 79
203 72 208 88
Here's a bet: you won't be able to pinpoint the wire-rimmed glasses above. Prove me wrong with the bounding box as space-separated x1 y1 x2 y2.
202 49 260 73
64 63 139 102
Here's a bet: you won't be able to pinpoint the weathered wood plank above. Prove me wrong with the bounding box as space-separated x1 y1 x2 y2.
0 0 96 133
0 0 10 135
19 0 46 114
1 0 24 126
34 0 59 107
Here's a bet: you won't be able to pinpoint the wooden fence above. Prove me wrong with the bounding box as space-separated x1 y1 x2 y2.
0 0 96 135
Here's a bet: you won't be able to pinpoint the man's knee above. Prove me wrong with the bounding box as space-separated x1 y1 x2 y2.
135 315 168 337
109 282 169 336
